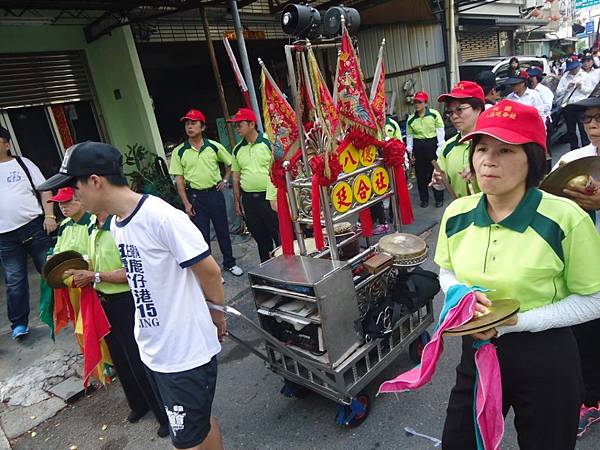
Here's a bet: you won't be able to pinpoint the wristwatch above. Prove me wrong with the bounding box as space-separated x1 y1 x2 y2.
94 272 101 284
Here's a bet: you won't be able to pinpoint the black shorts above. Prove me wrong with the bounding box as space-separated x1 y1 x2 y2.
146 356 218 448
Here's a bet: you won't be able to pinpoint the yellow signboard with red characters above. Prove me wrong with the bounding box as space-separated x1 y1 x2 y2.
338 144 360 173
352 174 372 204
331 142 392 213
331 181 353 213
359 145 377 167
371 166 390 195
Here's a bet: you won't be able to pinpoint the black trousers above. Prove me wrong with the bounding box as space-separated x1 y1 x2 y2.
443 328 582 450
100 291 168 426
188 188 236 268
370 203 386 225
241 191 280 262
572 318 600 407
563 106 590 150
414 137 443 203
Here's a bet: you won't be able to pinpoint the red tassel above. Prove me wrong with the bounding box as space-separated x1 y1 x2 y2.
394 167 414 225
312 174 325 249
359 209 373 237
277 186 295 255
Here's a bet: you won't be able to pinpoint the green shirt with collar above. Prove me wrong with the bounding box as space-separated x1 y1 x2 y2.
435 188 600 312
406 108 444 140
52 212 95 257
169 138 233 190
384 117 403 141
436 133 480 198
231 133 277 201
87 215 129 295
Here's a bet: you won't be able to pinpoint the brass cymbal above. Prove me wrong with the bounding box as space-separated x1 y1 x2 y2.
443 298 520 337
378 233 427 259
43 251 88 288
539 156 600 197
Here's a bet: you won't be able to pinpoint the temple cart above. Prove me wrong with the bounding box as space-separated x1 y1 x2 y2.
220 17 436 427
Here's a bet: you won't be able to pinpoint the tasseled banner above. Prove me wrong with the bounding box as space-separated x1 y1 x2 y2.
359 209 373 237
270 151 302 255
80 286 111 388
309 153 342 250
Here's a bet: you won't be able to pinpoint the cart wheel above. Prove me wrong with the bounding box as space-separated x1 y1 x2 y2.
338 392 370 428
280 380 311 399
409 331 431 364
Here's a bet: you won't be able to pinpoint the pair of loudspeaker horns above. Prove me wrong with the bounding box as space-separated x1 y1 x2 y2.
281 4 360 39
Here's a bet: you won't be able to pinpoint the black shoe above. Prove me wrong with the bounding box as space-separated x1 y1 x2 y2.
127 409 149 423
435 201 444 208
157 423 170 438
419 201 428 208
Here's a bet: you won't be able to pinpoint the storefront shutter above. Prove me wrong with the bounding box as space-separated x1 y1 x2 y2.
0 51 92 109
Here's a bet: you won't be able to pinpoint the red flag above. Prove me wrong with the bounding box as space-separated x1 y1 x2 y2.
260 62 298 255
307 48 339 137
261 65 300 160
336 28 378 134
369 44 386 133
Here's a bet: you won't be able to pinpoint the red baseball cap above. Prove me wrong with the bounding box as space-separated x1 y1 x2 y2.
179 109 206 123
227 108 257 123
437 81 485 104
460 99 547 153
413 91 429 103
47 187 74 203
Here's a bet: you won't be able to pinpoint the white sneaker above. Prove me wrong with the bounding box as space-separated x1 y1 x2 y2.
221 277 225 284
225 265 244 276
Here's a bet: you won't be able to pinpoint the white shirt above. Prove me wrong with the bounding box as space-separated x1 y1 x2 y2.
505 88 547 121
532 83 554 122
556 70 595 105
110 194 221 373
582 68 600 89
0 157 45 233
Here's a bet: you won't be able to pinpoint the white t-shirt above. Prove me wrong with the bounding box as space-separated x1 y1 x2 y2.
0 157 45 233
110 194 221 373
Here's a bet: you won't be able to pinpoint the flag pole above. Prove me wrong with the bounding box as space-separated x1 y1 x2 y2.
369 38 386 102
223 37 251 109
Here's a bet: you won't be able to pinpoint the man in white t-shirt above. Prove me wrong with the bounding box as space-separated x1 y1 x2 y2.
0 126 57 339
38 142 225 450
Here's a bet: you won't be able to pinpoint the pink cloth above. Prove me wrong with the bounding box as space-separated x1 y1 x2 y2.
378 287 504 450
475 343 504 450
378 290 477 394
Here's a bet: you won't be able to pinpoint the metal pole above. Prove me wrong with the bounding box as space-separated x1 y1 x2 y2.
200 8 236 148
283 161 307 255
320 185 339 260
388 166 402 233
284 44 310 171
229 0 263 132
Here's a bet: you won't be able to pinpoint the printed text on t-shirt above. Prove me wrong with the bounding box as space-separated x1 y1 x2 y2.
118 243 160 328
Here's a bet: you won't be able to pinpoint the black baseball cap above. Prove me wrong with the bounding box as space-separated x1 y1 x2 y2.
475 71 497 90
36 141 123 191
0 126 10 141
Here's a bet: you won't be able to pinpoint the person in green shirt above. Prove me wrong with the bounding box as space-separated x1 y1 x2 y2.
65 211 169 438
432 81 484 199
406 90 446 208
435 99 600 449
229 108 280 262
49 187 94 257
170 109 243 277
384 115 403 141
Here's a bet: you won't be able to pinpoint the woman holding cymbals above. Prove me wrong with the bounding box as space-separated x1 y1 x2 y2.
435 99 600 449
